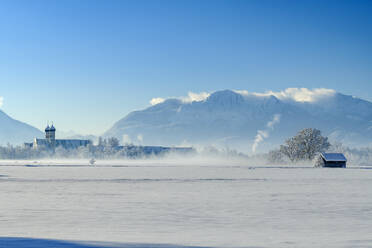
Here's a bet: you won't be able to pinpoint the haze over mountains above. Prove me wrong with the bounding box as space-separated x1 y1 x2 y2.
2 88 372 152
0 110 43 145
0 112 97 146
104 88 372 152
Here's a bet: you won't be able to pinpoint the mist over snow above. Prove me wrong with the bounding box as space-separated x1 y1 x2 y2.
104 88 372 153
2 158 372 247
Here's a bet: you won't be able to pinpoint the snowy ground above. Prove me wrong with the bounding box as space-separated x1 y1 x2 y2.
0 160 372 248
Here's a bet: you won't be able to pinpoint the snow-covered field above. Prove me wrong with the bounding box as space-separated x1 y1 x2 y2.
1 160 372 248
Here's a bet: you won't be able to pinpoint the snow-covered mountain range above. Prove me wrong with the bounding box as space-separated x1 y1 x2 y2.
0 110 43 145
2 88 372 152
104 88 372 152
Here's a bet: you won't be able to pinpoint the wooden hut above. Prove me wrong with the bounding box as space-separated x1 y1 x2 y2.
316 153 347 168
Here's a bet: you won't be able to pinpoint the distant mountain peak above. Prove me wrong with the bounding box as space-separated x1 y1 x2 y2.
149 88 338 108
0 110 43 145
206 90 245 105
105 88 372 152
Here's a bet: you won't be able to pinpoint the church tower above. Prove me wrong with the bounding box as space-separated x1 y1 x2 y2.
45 123 56 147
45 124 50 139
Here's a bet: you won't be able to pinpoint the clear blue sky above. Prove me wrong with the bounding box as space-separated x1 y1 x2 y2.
0 0 371 135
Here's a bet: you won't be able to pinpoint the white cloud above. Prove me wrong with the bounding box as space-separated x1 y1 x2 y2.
252 114 281 153
150 97 166 106
150 88 336 106
252 88 336 102
0 96 3 108
233 90 250 96
181 92 210 103
150 91 210 106
137 134 143 142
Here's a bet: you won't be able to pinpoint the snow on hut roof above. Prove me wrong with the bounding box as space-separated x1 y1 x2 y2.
321 153 347 162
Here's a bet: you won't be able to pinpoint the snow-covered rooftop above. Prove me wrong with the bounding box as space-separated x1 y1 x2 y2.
321 153 347 162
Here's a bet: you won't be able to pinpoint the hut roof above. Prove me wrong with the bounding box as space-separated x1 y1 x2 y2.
321 153 347 162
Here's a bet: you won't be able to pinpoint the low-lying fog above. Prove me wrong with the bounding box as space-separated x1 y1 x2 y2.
1 157 372 248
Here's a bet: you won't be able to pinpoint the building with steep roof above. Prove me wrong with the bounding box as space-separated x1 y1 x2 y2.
25 124 91 150
316 153 347 168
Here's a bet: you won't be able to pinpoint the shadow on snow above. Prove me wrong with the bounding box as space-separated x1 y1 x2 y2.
0 237 215 248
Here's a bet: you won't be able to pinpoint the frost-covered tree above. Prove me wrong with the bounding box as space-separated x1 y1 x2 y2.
313 154 325 167
267 149 286 164
106 137 120 147
280 128 330 162
98 137 104 147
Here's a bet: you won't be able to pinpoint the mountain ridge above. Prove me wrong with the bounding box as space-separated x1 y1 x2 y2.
104 89 372 152
0 110 44 145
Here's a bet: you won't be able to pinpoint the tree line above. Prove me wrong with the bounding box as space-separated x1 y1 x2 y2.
0 137 161 159
1 130 372 165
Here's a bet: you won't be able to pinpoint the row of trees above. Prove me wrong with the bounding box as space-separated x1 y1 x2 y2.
1 130 371 165
0 137 155 160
